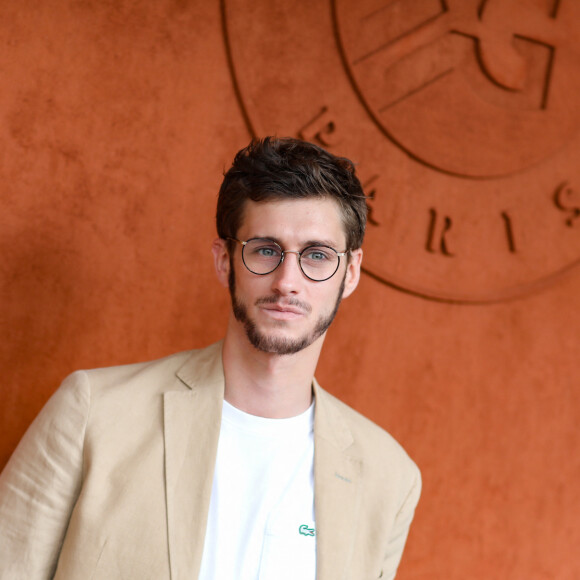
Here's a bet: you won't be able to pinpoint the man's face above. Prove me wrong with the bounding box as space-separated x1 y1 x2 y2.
215 197 362 356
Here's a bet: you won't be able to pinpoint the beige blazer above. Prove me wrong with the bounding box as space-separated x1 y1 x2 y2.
0 341 420 580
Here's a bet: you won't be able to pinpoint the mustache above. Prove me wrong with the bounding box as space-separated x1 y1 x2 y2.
254 295 312 314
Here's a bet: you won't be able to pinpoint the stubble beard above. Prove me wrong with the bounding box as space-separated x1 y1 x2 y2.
228 262 345 356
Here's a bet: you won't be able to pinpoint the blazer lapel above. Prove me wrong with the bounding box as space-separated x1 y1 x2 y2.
313 382 363 580
164 342 224 580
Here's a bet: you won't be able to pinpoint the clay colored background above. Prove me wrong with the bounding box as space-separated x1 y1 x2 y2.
1 1 579 579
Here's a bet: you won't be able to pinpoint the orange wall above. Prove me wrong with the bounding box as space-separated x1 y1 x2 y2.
1 2 579 579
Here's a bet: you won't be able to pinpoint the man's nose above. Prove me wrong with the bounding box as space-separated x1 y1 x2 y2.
270 251 303 294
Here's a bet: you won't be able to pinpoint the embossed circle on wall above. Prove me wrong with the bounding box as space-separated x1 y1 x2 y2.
332 0 580 178
221 0 580 303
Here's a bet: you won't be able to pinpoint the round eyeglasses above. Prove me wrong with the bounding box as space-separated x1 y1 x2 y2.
227 237 347 282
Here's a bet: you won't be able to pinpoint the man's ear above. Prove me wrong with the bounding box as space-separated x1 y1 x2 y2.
212 238 230 289
341 248 362 299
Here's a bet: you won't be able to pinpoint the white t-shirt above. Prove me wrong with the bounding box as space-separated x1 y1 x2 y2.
198 400 316 580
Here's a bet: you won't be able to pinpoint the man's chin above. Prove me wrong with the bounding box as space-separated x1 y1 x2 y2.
245 328 317 356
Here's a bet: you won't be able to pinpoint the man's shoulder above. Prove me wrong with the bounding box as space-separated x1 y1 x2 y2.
70 341 223 396
314 384 419 477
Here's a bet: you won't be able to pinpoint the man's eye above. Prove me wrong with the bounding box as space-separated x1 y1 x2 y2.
304 248 331 261
255 246 280 258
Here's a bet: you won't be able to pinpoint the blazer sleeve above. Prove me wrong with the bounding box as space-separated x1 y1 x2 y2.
0 371 90 579
381 463 422 580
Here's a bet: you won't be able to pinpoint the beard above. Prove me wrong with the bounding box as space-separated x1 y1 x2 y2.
228 261 345 356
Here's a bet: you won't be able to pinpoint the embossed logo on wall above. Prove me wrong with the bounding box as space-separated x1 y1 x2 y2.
221 0 580 303
334 0 579 178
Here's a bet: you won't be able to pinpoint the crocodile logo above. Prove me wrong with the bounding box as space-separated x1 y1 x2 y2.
298 524 316 537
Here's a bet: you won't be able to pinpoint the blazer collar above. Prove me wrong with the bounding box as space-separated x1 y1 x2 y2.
313 380 363 580
164 341 225 580
163 343 363 580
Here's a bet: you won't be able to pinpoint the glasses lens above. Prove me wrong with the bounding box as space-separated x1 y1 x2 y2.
242 238 283 274
300 246 340 281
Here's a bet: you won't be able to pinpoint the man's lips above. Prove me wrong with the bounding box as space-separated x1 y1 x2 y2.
259 305 305 320
255 297 311 317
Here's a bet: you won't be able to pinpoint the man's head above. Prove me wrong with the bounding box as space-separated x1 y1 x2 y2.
216 137 367 252
213 137 367 356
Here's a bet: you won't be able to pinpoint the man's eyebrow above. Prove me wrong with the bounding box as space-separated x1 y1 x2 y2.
302 239 342 249
248 235 281 244
253 236 342 249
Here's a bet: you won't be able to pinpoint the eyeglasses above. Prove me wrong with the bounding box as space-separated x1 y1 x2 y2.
227 237 347 282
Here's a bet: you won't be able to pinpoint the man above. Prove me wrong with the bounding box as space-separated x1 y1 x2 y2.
0 137 421 579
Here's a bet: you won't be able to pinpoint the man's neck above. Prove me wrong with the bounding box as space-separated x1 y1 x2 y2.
221 320 324 419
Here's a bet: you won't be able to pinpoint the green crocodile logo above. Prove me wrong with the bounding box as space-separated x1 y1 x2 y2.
298 524 316 537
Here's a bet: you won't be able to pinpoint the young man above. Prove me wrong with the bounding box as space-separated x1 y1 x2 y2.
0 137 420 580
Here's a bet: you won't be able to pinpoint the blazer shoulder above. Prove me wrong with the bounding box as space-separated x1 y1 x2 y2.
76 340 223 398
315 384 420 480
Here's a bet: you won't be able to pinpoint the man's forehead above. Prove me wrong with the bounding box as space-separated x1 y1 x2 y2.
238 197 343 222
237 197 346 244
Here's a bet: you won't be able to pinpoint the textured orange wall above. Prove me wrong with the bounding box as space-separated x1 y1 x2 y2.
1 2 579 579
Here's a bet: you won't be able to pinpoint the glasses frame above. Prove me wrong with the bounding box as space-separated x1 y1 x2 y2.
227 237 347 282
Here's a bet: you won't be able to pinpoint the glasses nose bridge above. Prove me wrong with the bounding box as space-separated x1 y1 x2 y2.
281 249 301 259
279 248 302 269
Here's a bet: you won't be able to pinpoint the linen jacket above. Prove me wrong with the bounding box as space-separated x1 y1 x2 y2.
0 341 421 580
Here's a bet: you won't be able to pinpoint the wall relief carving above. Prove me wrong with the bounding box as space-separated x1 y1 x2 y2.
222 0 580 303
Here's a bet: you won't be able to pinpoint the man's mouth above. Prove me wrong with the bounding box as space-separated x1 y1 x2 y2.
256 297 311 318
